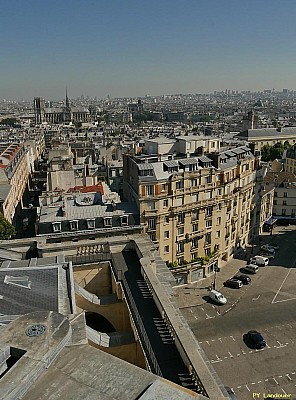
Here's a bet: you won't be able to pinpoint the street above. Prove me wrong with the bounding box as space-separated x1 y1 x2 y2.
174 227 296 400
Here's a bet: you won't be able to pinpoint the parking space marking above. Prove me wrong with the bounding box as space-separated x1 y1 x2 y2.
272 256 296 304
282 388 287 394
245 384 250 392
273 377 279 384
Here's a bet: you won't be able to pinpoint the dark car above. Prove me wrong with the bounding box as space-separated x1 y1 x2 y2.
232 275 251 285
223 278 243 289
247 330 266 349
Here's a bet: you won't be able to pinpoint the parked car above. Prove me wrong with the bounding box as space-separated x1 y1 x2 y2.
232 274 251 285
250 256 269 266
269 243 279 250
246 330 266 349
261 244 275 254
208 289 227 305
259 251 275 260
240 264 258 274
223 279 243 289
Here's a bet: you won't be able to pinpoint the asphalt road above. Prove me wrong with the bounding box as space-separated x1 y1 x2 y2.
180 228 296 400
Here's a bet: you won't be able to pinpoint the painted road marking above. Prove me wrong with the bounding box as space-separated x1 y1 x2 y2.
230 335 235 341
286 374 292 381
272 256 296 304
282 388 287 394
273 377 279 385
228 351 233 358
245 384 250 392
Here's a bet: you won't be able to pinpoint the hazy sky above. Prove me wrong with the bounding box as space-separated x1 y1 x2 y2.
1 0 296 100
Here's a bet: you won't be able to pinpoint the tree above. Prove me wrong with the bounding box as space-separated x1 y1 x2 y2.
0 117 19 127
261 142 291 162
0 213 15 240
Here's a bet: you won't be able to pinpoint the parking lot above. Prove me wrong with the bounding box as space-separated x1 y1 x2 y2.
174 227 296 400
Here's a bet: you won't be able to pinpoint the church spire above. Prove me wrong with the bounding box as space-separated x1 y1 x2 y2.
66 87 69 108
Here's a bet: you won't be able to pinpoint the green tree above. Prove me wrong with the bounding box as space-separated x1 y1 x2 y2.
0 213 15 240
261 142 291 161
0 117 18 127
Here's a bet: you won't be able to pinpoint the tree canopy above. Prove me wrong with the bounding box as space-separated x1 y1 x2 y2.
0 117 19 127
0 213 15 240
261 141 291 162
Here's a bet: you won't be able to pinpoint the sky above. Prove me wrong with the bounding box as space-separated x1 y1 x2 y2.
1 0 296 100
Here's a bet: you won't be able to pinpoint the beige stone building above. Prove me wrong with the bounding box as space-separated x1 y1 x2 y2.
123 142 256 279
0 143 29 223
285 143 296 174
237 127 296 152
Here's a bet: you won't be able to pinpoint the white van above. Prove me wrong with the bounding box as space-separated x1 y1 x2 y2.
208 290 227 305
250 256 269 266
241 264 259 274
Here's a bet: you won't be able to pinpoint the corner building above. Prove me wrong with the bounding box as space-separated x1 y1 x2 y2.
123 142 256 277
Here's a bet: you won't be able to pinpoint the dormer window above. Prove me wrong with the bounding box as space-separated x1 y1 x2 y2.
121 215 128 226
87 218 95 229
69 220 78 231
104 217 112 227
52 222 62 233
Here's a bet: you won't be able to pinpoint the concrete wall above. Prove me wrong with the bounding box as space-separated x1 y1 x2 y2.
89 340 147 368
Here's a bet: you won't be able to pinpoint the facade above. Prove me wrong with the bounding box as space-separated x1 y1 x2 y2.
264 171 296 219
123 143 256 277
0 143 29 223
285 143 296 174
34 93 90 124
237 127 296 151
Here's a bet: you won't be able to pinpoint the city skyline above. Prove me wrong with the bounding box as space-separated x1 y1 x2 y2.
2 0 296 100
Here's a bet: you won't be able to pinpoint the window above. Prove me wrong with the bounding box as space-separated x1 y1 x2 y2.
284 192 288 198
192 179 198 187
178 227 184 235
164 245 169 253
283 200 287 206
104 217 112 227
206 220 212 228
191 252 198 260
177 256 184 265
216 231 220 238
161 184 166 192
120 215 128 226
206 206 212 217
69 220 78 231
192 223 198 232
177 213 184 224
146 185 154 196
164 230 169 239
177 241 184 253
86 219 95 229
205 233 211 244
148 232 156 242
217 188 222 196
52 222 61 233
176 181 184 190
163 199 168 207
192 194 198 202
148 218 156 230
274 191 277 197
191 210 199 221
292 209 296 217
206 175 212 184
274 200 277 205
164 216 169 224
217 217 221 225
191 237 198 249
282 209 286 216
147 201 155 210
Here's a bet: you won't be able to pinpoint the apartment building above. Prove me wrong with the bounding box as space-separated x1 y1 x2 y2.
0 143 29 223
285 143 296 174
123 140 256 278
264 171 296 219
